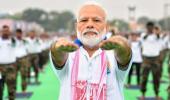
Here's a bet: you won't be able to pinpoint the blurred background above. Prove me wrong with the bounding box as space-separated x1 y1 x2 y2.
0 0 170 34
0 0 170 100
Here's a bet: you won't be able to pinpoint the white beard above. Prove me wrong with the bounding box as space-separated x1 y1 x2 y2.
77 29 106 48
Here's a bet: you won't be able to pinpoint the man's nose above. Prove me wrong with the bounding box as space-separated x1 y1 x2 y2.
86 21 94 29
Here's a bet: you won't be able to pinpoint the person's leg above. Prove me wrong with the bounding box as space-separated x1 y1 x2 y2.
159 50 166 78
6 65 17 100
27 55 32 83
151 60 161 99
168 85 170 100
32 54 40 83
44 49 49 64
41 50 49 71
38 52 43 70
127 63 134 85
0 72 5 100
135 63 141 86
167 49 170 100
20 58 28 92
41 50 48 70
140 58 151 99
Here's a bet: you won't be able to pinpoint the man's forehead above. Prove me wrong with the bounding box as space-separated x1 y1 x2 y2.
79 15 104 20
78 5 106 19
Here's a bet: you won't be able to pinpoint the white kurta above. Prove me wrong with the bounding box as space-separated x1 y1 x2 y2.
50 47 133 100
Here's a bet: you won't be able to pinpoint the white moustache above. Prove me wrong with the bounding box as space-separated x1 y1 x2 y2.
82 29 99 35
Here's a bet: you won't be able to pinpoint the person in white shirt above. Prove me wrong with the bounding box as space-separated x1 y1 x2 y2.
165 33 170 100
15 28 30 94
39 34 50 71
154 26 167 78
26 30 41 83
159 31 170 99
50 1 133 100
127 32 142 86
140 22 164 100
0 25 17 100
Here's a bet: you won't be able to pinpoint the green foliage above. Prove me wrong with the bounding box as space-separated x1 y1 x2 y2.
21 9 75 32
159 17 170 31
2 8 170 32
109 19 130 32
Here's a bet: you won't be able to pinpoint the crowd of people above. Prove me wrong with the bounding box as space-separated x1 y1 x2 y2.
0 25 51 100
126 22 170 100
0 21 169 100
49 2 170 100
0 1 169 100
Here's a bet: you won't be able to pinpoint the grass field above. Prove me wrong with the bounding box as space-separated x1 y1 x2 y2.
3 58 169 100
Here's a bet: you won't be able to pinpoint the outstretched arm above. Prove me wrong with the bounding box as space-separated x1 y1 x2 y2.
100 35 132 70
50 38 78 69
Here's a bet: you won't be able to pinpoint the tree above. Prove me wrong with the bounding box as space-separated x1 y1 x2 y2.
137 16 150 25
3 8 75 32
109 19 129 32
44 11 59 31
159 17 170 31
56 11 75 31
22 8 48 24
45 11 75 32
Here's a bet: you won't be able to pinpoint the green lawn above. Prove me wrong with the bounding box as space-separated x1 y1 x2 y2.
3 58 169 100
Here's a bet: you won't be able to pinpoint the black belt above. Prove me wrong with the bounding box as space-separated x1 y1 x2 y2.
0 62 15 66
143 56 159 60
29 53 39 56
17 55 29 60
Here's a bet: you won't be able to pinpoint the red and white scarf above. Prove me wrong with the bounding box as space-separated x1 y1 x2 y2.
71 49 107 100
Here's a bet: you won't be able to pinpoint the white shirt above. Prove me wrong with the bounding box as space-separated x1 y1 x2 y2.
50 47 133 100
163 34 170 49
15 38 28 58
131 41 143 63
0 37 17 64
140 33 164 57
0 72 1 79
26 37 42 54
40 40 50 51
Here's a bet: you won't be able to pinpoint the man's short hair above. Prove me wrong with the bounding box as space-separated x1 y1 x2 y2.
146 21 154 27
2 25 9 29
76 1 107 21
154 25 161 30
16 29 22 33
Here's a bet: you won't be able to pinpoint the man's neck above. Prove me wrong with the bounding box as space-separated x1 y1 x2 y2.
2 35 10 40
147 31 153 34
29 36 35 40
83 45 99 57
17 37 22 40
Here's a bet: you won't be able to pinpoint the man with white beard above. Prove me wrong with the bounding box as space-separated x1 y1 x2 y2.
50 1 133 100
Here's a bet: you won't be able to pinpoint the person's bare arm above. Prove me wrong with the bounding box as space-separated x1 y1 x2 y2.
50 38 78 69
100 35 132 70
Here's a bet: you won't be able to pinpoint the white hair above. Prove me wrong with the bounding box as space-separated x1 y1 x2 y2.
83 1 102 7
76 1 107 21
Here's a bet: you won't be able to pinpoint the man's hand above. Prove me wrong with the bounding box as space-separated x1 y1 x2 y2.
99 35 132 70
51 38 79 69
99 36 123 50
53 38 79 53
